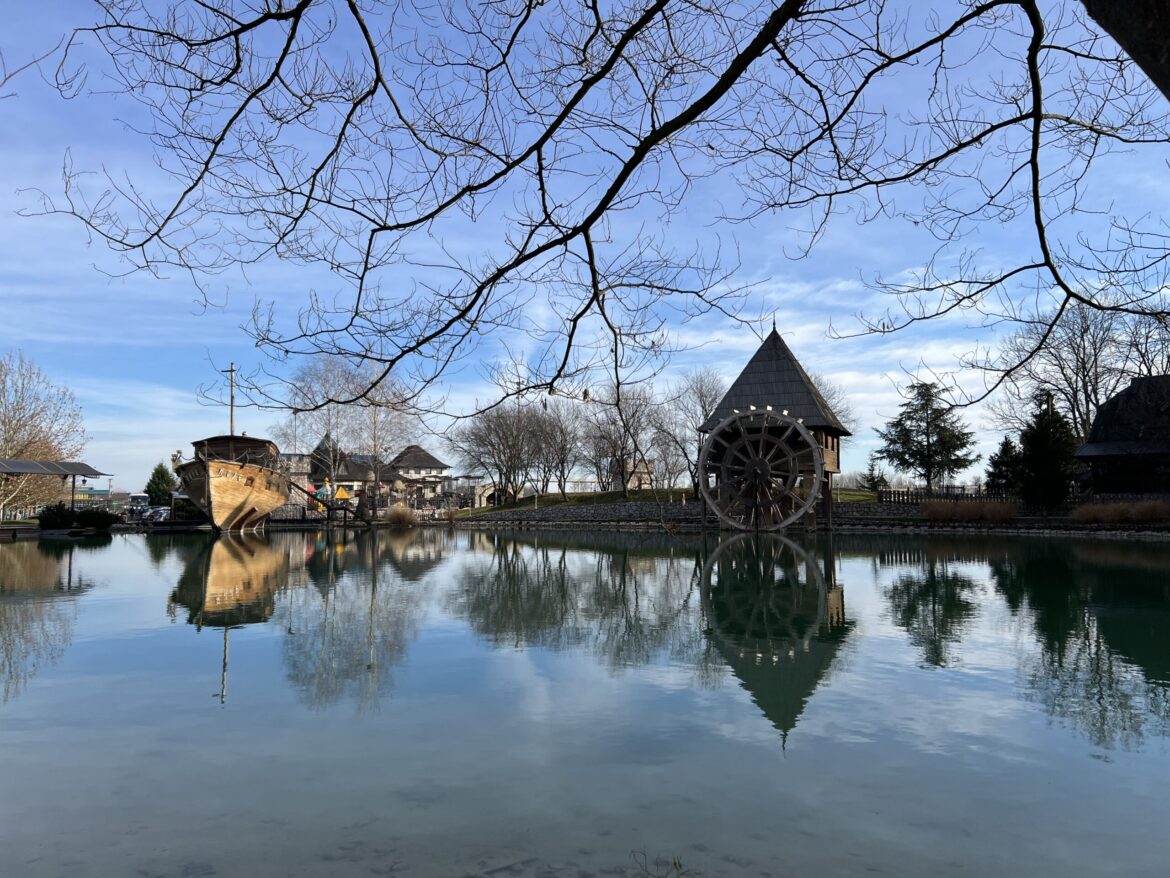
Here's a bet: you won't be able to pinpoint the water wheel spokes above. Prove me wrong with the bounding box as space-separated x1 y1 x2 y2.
699 410 824 532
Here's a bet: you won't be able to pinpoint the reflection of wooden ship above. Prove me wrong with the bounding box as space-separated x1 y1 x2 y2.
170 534 289 628
703 535 851 740
173 435 290 531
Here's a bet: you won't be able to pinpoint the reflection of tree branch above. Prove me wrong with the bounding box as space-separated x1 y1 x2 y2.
1021 618 1169 750
989 539 1170 750
275 531 433 711
0 542 92 704
450 536 708 674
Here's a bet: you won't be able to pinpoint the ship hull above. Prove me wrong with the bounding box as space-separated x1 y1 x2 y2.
175 459 290 532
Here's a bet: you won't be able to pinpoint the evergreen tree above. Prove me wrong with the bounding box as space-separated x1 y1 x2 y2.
1019 399 1079 510
985 436 1025 495
875 383 980 491
858 452 890 494
144 462 179 506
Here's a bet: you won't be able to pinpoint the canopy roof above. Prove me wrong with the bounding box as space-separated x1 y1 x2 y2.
0 460 112 477
700 329 850 435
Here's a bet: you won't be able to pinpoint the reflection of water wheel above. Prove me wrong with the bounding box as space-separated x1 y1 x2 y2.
701 534 826 654
699 410 823 531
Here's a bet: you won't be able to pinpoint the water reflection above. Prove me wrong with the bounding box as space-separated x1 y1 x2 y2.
989 540 1170 749
169 534 288 627
274 529 438 710
5 528 1170 753
0 539 95 703
702 534 852 743
885 562 979 668
449 532 710 672
850 534 1170 749
450 532 853 744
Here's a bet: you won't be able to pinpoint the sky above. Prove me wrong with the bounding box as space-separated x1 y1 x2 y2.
0 2 1163 492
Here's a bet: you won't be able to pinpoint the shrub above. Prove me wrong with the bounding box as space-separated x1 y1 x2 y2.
37 503 75 530
920 500 1017 523
1069 501 1170 524
385 505 417 527
74 508 119 530
37 505 122 531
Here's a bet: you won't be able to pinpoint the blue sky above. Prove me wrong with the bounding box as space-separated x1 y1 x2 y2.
1 2 1162 491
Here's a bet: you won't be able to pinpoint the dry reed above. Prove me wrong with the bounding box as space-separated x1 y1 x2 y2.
385 505 417 527
1068 501 1170 524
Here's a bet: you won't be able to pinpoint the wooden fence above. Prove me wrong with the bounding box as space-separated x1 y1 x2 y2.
877 489 1017 505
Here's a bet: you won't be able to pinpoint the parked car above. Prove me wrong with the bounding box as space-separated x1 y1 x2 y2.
144 507 171 522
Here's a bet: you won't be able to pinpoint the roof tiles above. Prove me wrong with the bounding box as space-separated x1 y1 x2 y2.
700 329 850 435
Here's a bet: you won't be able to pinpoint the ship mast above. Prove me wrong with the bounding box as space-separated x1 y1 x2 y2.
222 362 236 435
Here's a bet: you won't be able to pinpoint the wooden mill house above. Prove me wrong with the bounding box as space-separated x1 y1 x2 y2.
699 328 851 523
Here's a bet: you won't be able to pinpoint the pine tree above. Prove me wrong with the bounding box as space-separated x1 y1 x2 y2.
875 383 980 491
985 436 1025 495
858 451 890 493
1019 399 1079 510
144 461 179 506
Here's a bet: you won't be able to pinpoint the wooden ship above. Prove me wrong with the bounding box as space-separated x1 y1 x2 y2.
171 364 291 532
174 435 290 531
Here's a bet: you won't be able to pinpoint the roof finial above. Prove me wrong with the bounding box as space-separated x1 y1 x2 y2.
771 313 777 333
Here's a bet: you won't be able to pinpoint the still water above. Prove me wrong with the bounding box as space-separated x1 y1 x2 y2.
1 529 1168 877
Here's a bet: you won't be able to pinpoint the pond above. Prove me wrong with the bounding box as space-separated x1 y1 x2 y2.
1 529 1168 877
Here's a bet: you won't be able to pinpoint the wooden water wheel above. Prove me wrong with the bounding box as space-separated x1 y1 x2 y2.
701 533 827 654
699 409 824 531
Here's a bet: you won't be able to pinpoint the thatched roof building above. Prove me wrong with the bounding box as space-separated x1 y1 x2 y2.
1075 375 1170 493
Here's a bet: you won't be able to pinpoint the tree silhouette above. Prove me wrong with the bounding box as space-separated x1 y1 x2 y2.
1019 399 1079 509
144 461 178 507
35 2 1170 411
985 436 1025 495
875 383 979 491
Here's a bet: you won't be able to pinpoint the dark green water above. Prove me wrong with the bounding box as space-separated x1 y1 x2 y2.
1 529 1168 877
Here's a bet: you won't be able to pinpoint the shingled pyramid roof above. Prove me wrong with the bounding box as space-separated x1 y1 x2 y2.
389 444 450 470
700 329 850 435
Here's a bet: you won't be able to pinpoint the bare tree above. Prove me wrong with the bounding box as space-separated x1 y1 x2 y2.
448 405 539 504
581 429 614 494
985 304 1164 441
533 398 585 499
1122 316 1170 379
37 1 1170 413
585 386 655 497
650 367 727 496
807 372 857 434
269 358 368 487
649 426 689 490
0 352 86 519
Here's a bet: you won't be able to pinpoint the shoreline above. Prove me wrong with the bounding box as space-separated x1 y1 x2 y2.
6 507 1169 543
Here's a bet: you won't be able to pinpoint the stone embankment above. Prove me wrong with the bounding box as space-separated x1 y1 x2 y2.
456 500 1170 541
461 500 706 531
